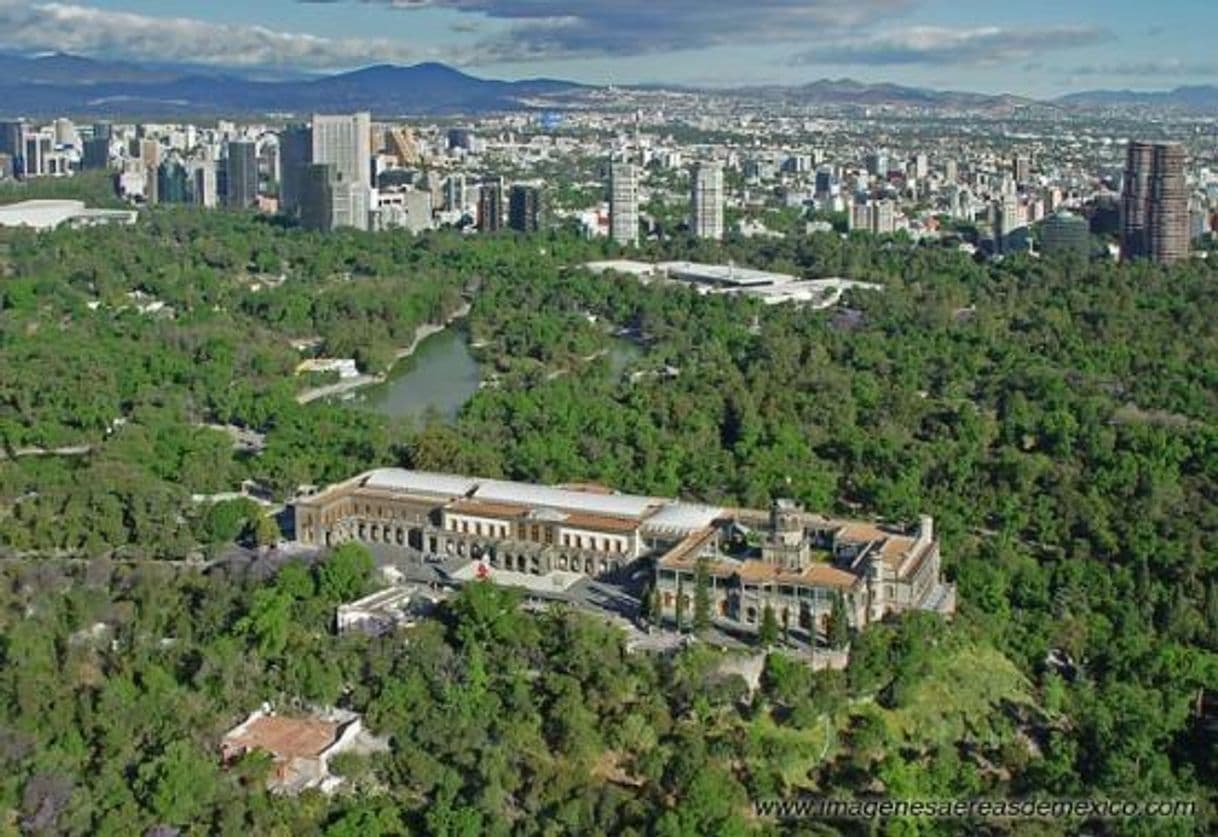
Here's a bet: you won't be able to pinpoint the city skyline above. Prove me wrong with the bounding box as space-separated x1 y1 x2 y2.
0 0 1212 98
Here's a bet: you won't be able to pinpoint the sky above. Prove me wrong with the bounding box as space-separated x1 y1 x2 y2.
0 0 1212 97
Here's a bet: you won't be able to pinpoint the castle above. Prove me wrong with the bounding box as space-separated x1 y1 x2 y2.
293 469 955 638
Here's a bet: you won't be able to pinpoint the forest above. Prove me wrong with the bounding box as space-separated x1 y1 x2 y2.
0 207 1216 833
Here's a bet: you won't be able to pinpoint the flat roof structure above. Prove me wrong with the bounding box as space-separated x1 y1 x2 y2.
0 199 136 231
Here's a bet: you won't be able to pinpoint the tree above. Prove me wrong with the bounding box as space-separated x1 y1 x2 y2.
675 577 687 632
759 602 779 647
254 511 281 548
693 556 712 634
828 592 850 650
316 543 375 602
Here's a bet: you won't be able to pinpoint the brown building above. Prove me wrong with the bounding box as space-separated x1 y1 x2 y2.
293 469 956 641
1122 141 1189 265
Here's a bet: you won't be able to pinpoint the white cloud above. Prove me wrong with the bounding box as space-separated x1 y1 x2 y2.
0 0 429 69
794 24 1110 67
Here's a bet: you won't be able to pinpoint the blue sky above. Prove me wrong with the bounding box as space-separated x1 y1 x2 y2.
0 0 1212 97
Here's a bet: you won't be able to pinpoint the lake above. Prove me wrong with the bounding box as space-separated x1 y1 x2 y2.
349 326 644 423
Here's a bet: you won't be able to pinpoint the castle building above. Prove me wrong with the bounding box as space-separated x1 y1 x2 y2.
294 470 955 639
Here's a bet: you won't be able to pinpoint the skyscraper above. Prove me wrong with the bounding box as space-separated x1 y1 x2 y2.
1040 211 1090 260
1121 141 1189 265
278 124 313 217
610 161 639 246
140 139 161 204
312 113 372 231
508 184 543 233
477 177 504 233
691 162 724 240
299 163 336 233
225 140 258 209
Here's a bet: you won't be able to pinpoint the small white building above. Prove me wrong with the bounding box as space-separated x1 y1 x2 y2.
336 584 442 636
220 705 388 795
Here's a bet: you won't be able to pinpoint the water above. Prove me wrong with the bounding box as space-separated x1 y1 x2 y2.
354 326 644 423
355 326 480 423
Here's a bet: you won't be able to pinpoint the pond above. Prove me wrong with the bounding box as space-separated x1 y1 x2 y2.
348 326 645 423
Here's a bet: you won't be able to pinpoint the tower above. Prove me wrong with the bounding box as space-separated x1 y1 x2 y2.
225 140 258 209
1122 141 1189 265
610 161 639 246
691 162 724 240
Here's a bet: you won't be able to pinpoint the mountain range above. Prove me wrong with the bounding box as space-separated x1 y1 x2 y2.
0 52 1215 118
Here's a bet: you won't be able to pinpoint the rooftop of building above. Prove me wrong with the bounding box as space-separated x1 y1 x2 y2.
223 714 341 761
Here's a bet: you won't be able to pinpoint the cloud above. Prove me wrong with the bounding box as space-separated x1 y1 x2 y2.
1070 59 1218 78
0 0 429 69
306 0 913 61
793 24 1110 66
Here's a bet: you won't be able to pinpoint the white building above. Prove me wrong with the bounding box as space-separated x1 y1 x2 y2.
610 160 639 246
312 113 373 231
0 200 136 231
691 162 724 241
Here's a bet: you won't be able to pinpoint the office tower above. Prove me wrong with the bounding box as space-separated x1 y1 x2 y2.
140 139 161 204
82 136 110 170
279 124 313 217
1121 141 1189 264
300 163 336 232
385 126 421 166
21 129 52 178
443 174 467 213
225 140 258 209
995 195 1027 254
1041 211 1090 259
191 159 218 208
610 161 640 246
1013 154 1032 185
913 153 929 180
814 168 833 198
312 113 372 230
477 177 504 232
157 161 190 204
944 158 959 184
0 121 25 160
849 199 896 235
92 122 112 141
447 127 475 152
865 152 888 177
690 162 724 241
508 184 543 233
52 118 77 148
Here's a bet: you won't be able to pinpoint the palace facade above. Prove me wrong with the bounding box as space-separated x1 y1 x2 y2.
293 469 955 637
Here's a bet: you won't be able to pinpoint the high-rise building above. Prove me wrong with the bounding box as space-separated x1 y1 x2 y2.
1121 141 1189 265
279 124 313 217
225 140 258 209
82 136 110 170
477 177 504 232
157 160 191 204
1013 154 1032 185
913 153 930 180
140 139 161 204
849 199 896 236
508 184 543 233
300 163 336 233
610 161 640 246
691 162 724 241
995 195 1027 254
191 159 218 208
312 113 372 231
385 126 421 166
0 121 25 165
443 174 467 213
1040 211 1090 260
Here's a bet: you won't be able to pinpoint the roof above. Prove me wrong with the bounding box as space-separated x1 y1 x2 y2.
642 502 724 534
225 715 340 760
363 469 478 498
473 479 658 519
